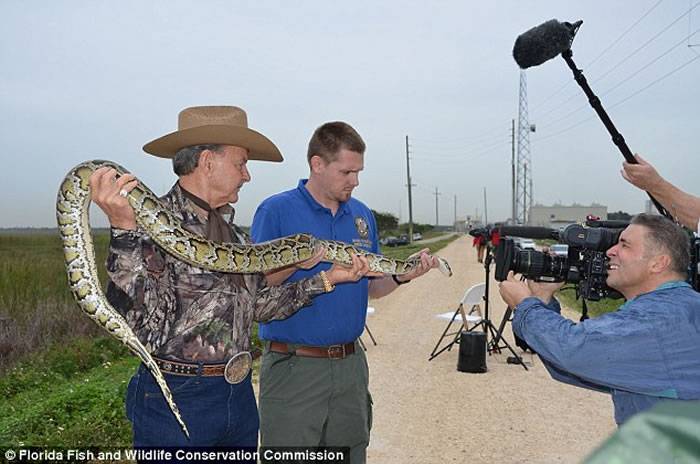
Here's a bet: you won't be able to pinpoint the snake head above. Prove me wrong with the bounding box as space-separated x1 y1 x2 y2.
406 250 452 277
437 257 453 277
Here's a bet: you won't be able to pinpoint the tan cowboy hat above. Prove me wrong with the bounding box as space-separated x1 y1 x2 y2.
143 106 283 161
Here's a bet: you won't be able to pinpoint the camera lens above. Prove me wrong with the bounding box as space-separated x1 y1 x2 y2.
514 250 569 280
495 238 569 281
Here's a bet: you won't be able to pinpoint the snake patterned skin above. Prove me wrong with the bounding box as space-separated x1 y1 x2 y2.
56 160 452 438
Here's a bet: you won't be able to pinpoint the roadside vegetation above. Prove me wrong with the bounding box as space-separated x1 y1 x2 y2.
556 287 621 318
381 236 458 261
372 209 445 241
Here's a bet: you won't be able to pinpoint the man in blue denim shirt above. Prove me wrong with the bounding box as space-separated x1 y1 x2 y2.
498 213 700 425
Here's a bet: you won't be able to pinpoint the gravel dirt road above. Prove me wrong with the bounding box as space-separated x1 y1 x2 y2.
364 235 616 464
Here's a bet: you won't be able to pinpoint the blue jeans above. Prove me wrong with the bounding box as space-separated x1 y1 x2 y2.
125 364 259 448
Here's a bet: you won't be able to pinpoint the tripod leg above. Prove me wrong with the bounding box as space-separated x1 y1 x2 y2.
486 322 503 354
491 306 513 351
483 319 528 371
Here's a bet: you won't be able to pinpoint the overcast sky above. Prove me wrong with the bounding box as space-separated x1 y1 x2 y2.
2 0 699 228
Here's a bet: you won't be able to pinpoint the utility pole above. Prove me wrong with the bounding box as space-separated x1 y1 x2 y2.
511 119 516 224
523 163 528 224
433 187 441 226
453 194 457 229
405 136 414 243
483 187 488 225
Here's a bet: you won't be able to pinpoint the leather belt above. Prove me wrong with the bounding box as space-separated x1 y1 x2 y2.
153 357 226 377
269 341 356 359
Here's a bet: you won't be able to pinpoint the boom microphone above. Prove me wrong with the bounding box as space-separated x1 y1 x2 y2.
513 19 582 69
498 226 560 240
512 18 672 220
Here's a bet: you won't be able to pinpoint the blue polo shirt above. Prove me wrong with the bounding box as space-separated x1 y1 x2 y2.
251 179 379 346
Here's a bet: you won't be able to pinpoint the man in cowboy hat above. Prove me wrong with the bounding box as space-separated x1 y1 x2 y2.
251 121 440 463
89 106 375 448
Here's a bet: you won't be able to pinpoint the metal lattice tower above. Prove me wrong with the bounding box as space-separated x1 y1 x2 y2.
516 70 534 224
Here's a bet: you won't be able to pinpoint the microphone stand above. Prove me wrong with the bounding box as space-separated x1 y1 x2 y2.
559 48 671 219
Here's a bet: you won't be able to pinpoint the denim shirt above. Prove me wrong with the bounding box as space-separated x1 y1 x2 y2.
513 281 700 425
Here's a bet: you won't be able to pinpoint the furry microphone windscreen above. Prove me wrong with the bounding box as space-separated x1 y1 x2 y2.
513 19 580 69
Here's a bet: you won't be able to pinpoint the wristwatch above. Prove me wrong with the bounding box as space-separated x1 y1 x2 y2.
392 274 410 286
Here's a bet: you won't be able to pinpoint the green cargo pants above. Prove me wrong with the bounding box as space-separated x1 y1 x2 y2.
259 341 372 464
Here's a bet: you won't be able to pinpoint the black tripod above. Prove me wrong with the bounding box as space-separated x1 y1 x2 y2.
470 247 528 370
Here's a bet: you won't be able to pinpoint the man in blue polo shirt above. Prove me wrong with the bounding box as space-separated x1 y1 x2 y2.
251 121 438 463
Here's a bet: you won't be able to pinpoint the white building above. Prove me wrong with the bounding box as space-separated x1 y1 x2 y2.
528 203 608 228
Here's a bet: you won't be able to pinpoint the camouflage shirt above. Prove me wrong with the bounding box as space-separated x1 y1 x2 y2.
105 182 326 363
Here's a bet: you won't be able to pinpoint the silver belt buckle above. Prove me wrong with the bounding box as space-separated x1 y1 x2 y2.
327 344 346 359
224 351 252 384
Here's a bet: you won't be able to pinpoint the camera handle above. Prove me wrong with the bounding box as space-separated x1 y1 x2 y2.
560 49 671 220
580 299 589 322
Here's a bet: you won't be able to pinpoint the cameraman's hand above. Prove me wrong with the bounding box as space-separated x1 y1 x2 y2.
527 280 565 305
621 154 664 192
498 271 533 309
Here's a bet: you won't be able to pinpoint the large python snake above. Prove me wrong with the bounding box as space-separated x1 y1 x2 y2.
56 160 452 438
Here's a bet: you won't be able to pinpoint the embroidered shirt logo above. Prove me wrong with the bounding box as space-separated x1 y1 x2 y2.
354 216 369 239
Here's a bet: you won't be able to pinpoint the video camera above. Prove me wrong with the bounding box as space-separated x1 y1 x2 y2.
494 219 629 301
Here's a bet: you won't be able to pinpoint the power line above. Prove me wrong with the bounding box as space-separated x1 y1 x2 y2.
411 138 510 165
599 27 700 96
411 124 508 146
533 51 700 144
410 128 510 156
532 0 665 113
586 0 665 69
536 26 700 132
608 52 700 109
411 136 509 159
593 1 700 84
689 0 700 51
533 2 699 122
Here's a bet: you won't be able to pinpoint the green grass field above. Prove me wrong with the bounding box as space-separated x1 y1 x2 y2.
0 232 135 446
0 232 110 372
0 232 459 447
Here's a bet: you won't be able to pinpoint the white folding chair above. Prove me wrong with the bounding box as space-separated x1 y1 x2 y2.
428 283 485 361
